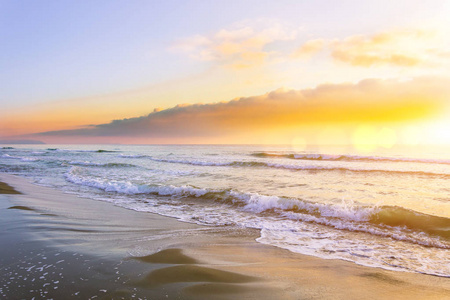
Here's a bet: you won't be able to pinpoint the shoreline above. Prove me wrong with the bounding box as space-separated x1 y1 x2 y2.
1 173 449 299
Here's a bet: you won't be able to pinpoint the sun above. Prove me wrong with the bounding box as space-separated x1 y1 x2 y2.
425 120 450 145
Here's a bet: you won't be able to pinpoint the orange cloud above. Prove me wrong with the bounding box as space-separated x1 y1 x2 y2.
293 29 445 68
330 30 426 67
172 20 297 69
30 77 448 144
292 39 325 58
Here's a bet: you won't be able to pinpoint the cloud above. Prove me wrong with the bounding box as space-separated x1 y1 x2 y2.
330 30 427 67
176 24 449 70
292 29 447 68
171 20 297 69
33 77 449 142
291 39 325 59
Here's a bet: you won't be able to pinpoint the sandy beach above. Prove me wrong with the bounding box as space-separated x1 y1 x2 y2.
1 173 449 299
2 0 450 298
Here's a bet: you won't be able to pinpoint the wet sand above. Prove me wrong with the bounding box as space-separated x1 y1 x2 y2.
1 173 449 299
0 181 21 194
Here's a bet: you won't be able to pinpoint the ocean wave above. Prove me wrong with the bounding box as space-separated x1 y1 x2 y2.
65 168 209 197
51 148 118 153
67 161 136 168
251 152 450 165
119 154 150 158
0 163 38 173
259 162 450 178
96 149 118 153
370 206 450 239
1 154 20 159
64 168 449 249
143 156 450 178
20 157 39 162
148 157 232 166
228 191 449 247
1 154 39 162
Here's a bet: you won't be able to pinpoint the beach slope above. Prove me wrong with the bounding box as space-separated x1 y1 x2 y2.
0 173 449 299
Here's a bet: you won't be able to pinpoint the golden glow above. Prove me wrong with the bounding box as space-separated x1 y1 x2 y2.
316 127 347 146
400 125 423 145
425 121 450 145
351 126 396 153
352 125 378 153
291 136 307 152
8 77 445 146
377 127 397 149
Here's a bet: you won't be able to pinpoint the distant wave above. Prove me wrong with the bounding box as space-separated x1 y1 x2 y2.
1 154 39 162
119 154 150 158
257 162 450 178
67 161 137 168
148 157 231 166
49 149 119 153
4 151 449 177
251 152 450 165
64 168 449 249
31 151 46 155
1 154 21 159
141 156 450 178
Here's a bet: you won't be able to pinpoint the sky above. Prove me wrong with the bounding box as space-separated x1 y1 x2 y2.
1 0 450 148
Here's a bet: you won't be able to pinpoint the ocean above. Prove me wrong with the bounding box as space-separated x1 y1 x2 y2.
1 144 449 277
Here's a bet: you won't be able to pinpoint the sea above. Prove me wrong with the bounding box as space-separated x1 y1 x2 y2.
1 144 449 277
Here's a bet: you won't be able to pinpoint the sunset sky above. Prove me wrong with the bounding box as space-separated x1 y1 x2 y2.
1 0 450 147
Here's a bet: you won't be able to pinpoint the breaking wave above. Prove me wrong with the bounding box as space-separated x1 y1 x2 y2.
251 152 450 165
65 167 449 249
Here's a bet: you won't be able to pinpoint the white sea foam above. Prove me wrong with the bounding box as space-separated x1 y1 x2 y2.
65 167 210 197
68 161 101 166
63 167 449 249
67 161 136 168
54 149 117 153
1 154 39 162
1 154 19 159
149 157 231 166
20 157 39 162
292 153 341 160
256 225 450 277
31 151 46 155
119 154 148 158
109 188 450 276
